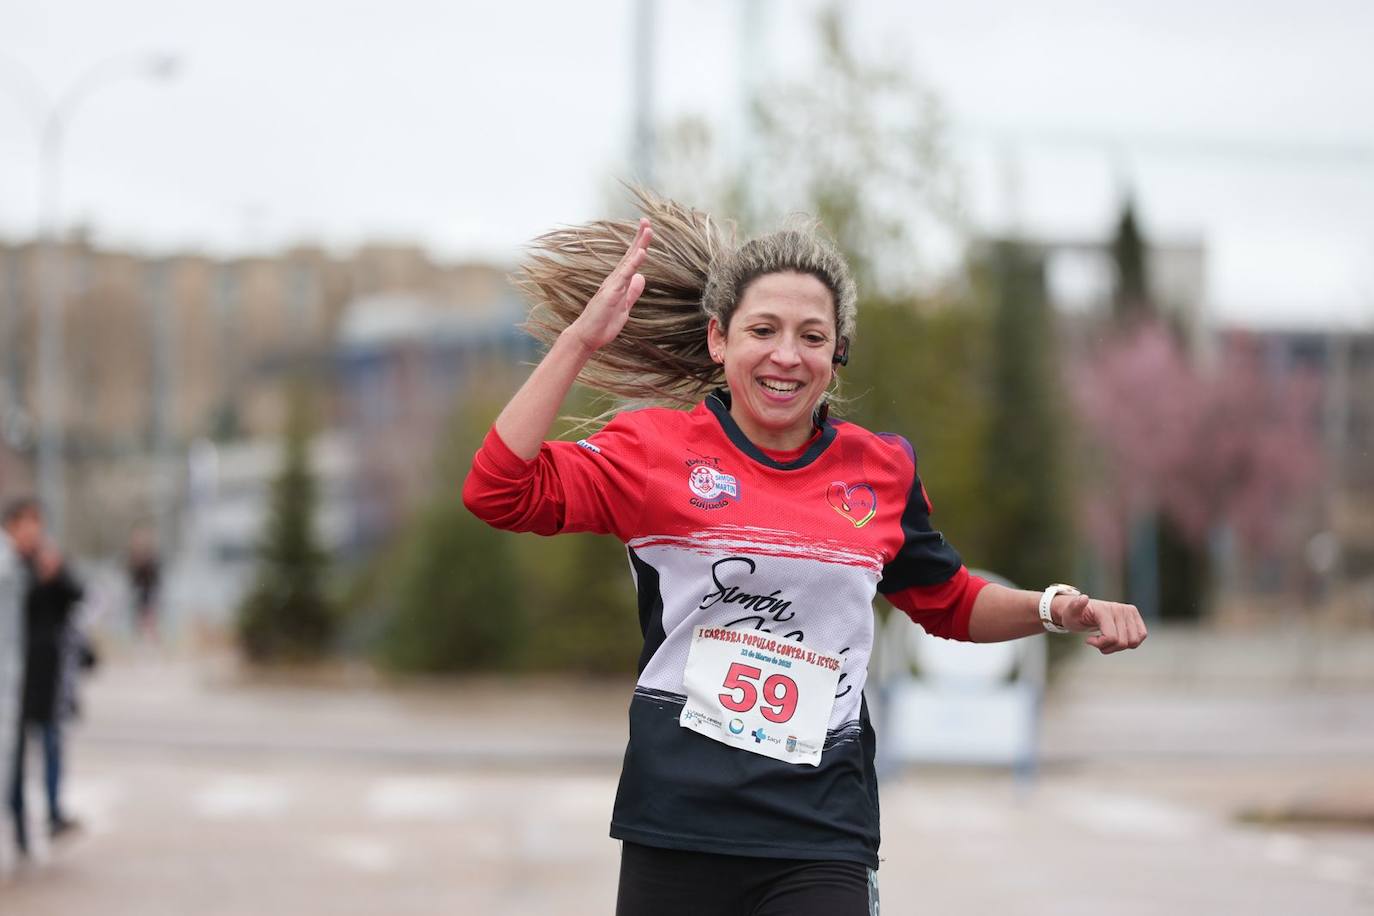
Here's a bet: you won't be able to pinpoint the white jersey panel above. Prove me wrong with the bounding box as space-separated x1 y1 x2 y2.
629 528 882 731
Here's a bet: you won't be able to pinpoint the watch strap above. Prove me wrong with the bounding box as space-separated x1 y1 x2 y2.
1039 584 1079 634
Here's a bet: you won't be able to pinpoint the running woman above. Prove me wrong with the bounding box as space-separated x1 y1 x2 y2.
463 193 1147 916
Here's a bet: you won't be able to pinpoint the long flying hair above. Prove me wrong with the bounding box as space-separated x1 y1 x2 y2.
516 189 857 409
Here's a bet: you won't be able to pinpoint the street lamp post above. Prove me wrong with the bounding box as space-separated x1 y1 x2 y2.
3 52 180 540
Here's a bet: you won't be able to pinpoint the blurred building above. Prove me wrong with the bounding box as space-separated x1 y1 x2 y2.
0 231 517 554
1002 230 1371 617
1039 234 1209 352
1248 327 1374 602
0 436 25 501
336 288 532 545
164 432 357 639
156 281 531 637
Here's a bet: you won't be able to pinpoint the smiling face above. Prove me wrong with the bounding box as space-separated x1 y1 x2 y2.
707 271 839 451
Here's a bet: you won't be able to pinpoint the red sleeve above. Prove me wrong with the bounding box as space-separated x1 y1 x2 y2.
874 433 985 641
883 565 989 642
461 411 649 540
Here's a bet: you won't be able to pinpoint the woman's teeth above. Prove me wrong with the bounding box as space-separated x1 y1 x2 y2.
759 379 801 393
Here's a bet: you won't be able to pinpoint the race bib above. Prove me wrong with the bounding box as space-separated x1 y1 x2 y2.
678 626 843 767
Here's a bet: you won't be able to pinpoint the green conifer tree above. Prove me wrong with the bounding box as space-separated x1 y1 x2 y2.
377 497 526 673
237 383 336 663
512 386 646 676
371 394 531 673
1108 197 1209 620
1112 200 1152 324
981 241 1074 590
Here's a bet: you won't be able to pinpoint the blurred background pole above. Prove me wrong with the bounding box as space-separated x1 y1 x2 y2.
630 0 656 187
736 0 762 219
146 258 177 564
29 52 181 541
1321 332 1350 600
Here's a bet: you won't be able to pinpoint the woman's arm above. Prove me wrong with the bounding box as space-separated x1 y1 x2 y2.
968 583 1147 654
462 220 654 537
493 219 652 459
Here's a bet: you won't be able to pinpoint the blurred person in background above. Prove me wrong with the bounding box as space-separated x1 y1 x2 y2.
0 499 30 868
6 501 85 854
56 578 100 725
126 526 161 644
463 193 1148 916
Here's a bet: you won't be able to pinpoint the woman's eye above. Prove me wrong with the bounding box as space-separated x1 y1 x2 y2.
749 327 774 337
804 334 827 345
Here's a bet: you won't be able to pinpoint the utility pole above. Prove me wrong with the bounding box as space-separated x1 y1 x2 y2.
2 52 181 540
146 258 178 562
736 0 763 221
630 0 656 187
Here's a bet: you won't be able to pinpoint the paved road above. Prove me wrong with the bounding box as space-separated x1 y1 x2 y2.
2 647 1373 915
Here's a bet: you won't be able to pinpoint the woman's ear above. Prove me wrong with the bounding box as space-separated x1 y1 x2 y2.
707 316 726 364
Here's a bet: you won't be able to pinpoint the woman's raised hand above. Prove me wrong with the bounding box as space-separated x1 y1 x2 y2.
488 219 652 460
567 219 653 353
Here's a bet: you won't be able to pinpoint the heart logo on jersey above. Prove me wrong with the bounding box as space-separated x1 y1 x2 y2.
827 481 877 529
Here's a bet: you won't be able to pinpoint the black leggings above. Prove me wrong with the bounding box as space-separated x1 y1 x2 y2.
615 841 877 916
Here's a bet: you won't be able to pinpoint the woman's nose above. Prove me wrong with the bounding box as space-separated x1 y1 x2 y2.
770 336 802 366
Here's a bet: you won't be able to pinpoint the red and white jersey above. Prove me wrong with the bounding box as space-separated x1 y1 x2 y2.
463 391 986 867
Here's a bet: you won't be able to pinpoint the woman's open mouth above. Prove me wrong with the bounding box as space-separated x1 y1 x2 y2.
757 377 803 396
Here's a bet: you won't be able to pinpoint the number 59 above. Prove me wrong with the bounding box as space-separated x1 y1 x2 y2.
718 663 798 723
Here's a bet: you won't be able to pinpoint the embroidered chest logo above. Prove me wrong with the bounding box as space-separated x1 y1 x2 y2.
827 481 877 528
686 456 739 510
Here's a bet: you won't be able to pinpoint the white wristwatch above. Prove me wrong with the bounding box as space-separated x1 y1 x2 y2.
1038 584 1080 634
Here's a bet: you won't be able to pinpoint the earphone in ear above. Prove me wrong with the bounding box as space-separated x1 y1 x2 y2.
832 336 850 367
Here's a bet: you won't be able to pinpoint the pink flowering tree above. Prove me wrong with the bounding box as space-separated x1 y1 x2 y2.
1072 321 1322 608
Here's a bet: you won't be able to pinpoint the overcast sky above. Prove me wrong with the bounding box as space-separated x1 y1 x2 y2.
2 0 1372 329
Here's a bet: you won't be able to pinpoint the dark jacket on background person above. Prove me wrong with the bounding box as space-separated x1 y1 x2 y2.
0 535 23 836
21 563 84 726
